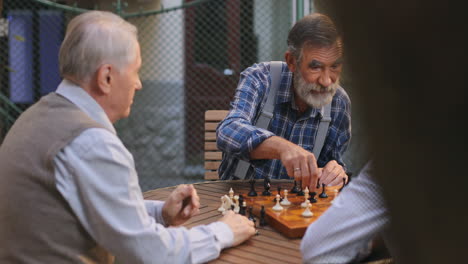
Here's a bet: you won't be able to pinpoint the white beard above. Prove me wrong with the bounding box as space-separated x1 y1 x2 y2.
293 70 339 108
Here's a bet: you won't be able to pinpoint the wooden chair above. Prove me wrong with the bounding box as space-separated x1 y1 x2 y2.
204 110 229 180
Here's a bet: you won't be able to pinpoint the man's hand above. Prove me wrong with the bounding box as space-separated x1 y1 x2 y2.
219 211 256 247
279 143 319 192
250 136 319 191
319 160 347 186
162 184 200 226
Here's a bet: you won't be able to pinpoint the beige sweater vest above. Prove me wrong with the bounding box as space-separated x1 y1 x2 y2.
0 93 114 263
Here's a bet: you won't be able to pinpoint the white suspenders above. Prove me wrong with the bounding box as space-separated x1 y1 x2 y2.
233 61 331 179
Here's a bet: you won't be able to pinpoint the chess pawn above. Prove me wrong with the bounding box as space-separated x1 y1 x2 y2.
248 179 257 196
262 177 271 196
308 192 317 203
319 183 328 198
290 180 300 194
272 194 283 211
229 187 234 200
301 187 310 207
217 196 225 213
280 189 291 206
301 200 313 218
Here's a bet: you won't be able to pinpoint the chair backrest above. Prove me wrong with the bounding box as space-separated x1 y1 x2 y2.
204 110 228 180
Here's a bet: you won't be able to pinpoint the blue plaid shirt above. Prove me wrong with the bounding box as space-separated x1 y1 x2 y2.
216 62 351 180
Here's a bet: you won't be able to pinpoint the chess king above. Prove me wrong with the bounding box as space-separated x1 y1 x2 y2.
216 13 351 191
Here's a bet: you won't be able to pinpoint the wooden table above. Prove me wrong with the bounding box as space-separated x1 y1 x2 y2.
143 179 303 264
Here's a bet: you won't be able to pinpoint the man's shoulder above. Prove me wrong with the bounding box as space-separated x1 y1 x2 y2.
333 86 351 106
241 61 289 76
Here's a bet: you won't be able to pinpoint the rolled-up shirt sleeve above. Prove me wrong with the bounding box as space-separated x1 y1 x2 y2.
217 67 275 161
55 128 233 264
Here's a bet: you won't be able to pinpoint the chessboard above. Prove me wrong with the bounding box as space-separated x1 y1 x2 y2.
216 179 343 239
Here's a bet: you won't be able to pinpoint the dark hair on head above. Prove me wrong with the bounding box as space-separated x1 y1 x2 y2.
287 13 341 62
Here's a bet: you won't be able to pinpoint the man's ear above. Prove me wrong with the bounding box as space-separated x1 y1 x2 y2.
96 64 112 95
284 51 297 73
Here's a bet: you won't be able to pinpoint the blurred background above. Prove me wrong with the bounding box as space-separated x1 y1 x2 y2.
0 0 368 191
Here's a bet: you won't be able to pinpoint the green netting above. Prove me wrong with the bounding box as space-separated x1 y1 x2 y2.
0 0 293 190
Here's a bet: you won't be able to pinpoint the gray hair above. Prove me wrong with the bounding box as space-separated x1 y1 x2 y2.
59 11 138 82
287 13 341 63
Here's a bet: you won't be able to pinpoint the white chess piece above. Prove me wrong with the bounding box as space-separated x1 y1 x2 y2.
301 200 313 217
229 188 234 200
280 189 291 206
218 196 225 213
272 194 283 211
233 195 240 213
301 187 310 208
222 195 233 215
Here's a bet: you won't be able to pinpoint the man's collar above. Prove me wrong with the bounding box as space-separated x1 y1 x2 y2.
55 79 116 134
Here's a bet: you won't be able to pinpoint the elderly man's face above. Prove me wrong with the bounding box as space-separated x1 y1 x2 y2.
110 42 142 120
292 43 343 108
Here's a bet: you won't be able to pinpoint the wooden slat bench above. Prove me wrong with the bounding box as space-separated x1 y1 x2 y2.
204 110 229 180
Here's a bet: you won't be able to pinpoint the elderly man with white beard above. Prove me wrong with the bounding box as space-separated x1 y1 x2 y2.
216 13 351 191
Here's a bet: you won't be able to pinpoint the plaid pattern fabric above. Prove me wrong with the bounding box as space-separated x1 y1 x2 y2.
217 62 351 180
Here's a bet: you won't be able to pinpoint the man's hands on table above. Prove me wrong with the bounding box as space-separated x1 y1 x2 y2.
162 184 200 226
219 211 256 247
162 184 255 247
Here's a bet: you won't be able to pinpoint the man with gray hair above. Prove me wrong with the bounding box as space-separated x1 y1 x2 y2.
0 11 255 263
217 13 351 191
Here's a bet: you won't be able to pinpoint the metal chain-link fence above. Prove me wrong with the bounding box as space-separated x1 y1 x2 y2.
0 0 293 191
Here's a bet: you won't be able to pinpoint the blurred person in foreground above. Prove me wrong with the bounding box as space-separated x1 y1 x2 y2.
0 10 255 264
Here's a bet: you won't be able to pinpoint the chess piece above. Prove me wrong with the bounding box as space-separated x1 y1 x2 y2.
221 195 233 215
248 206 256 226
301 187 310 207
272 185 283 202
338 178 346 192
316 178 321 189
233 195 240 213
272 194 283 211
297 181 305 196
262 177 271 196
229 187 234 200
238 194 244 209
248 178 257 196
280 189 291 206
259 205 267 226
301 200 313 217
319 183 328 198
290 180 300 193
308 191 317 203
239 201 247 216
217 196 225 213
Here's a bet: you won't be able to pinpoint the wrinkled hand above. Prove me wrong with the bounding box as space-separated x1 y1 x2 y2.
279 143 319 191
219 211 256 247
319 160 347 186
162 184 200 226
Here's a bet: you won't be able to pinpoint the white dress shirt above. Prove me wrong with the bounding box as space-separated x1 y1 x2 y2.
53 80 233 264
301 161 391 263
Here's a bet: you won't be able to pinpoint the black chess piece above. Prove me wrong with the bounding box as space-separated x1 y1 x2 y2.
308 191 317 203
238 194 244 207
297 181 305 196
316 178 320 189
248 178 257 196
273 186 283 202
239 201 246 216
262 177 271 196
290 180 299 193
248 206 256 226
259 205 267 226
319 183 328 198
338 178 346 192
